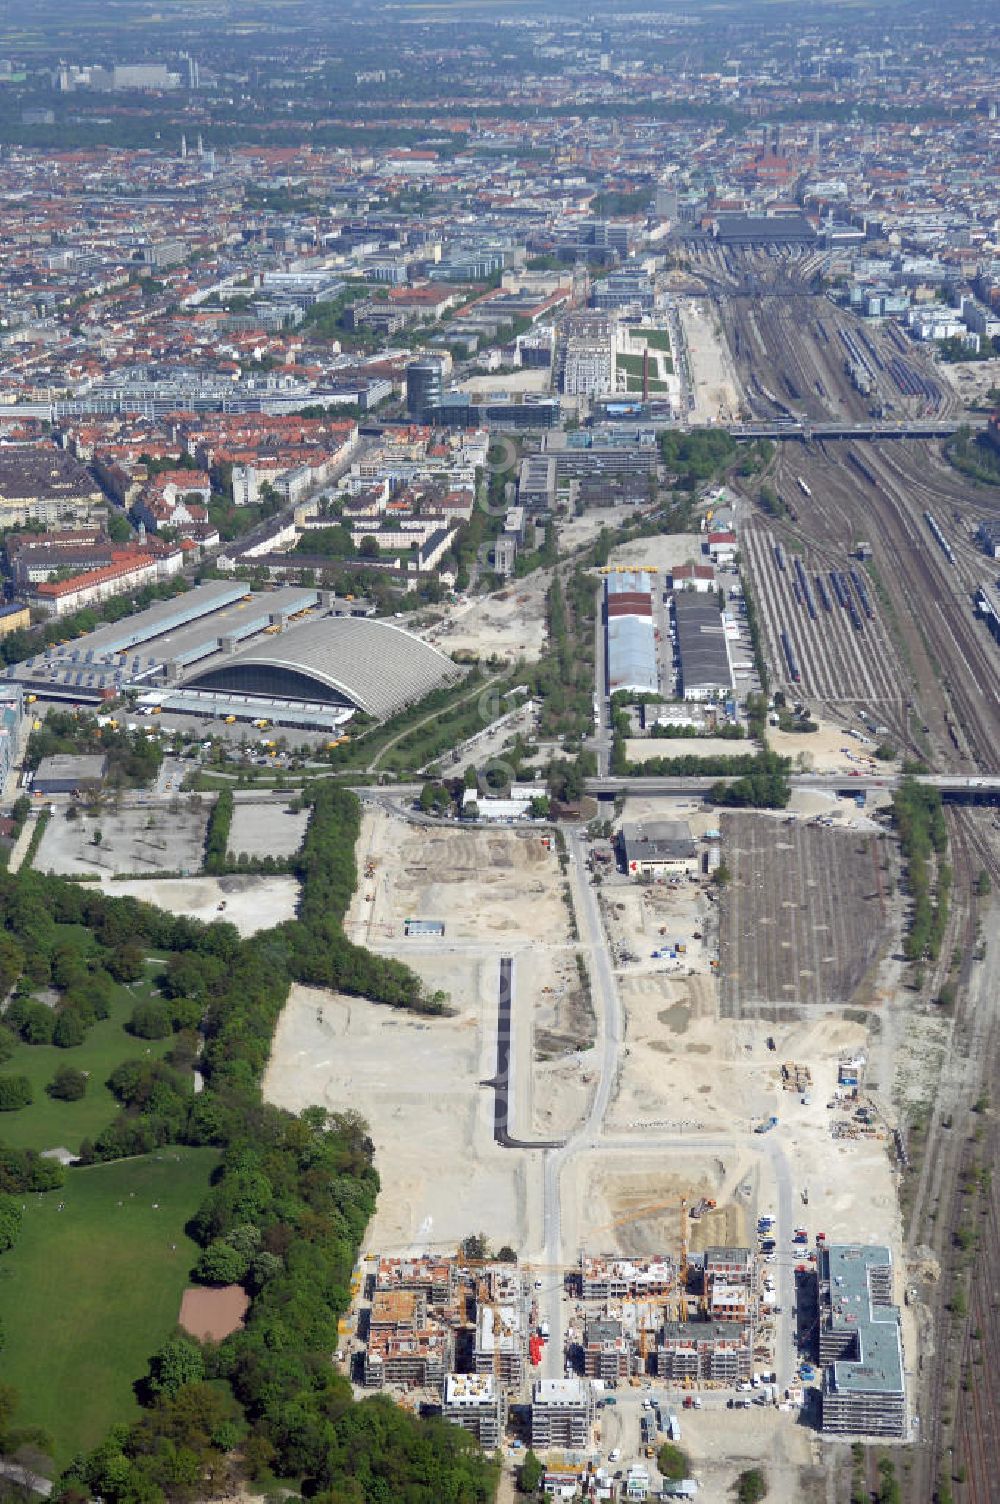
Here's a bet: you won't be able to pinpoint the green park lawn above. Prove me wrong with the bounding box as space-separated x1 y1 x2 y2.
0 977 174 1155
638 327 671 352
0 1148 219 1470
616 352 645 377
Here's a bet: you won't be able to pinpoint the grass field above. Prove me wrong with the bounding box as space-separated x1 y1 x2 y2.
634 327 672 352
616 352 645 377
0 976 174 1155
626 376 669 392
0 1148 219 1470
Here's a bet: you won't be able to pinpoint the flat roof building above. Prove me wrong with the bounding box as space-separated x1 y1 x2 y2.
656 1320 752 1384
441 1372 505 1449
673 592 733 701
819 1244 906 1439
583 1317 632 1382
530 1378 594 1450
33 753 107 794
620 820 697 877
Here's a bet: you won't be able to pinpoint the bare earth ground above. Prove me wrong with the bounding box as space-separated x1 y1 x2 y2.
265 808 590 1253
226 801 308 860
678 298 743 423
179 1285 249 1342
415 570 550 663
96 873 300 935
34 802 209 878
625 736 763 763
935 354 1000 407
608 531 705 575
769 719 898 775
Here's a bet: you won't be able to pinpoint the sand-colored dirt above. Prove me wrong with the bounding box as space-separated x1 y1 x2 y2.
98 873 300 935
678 298 743 423
416 570 550 664
264 809 596 1255
264 980 534 1255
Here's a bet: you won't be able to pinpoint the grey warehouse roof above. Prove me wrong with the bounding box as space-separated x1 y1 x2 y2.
674 592 732 697
184 613 461 720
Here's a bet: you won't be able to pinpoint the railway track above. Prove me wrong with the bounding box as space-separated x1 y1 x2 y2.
782 440 1000 771
843 444 1000 772
904 810 1000 1504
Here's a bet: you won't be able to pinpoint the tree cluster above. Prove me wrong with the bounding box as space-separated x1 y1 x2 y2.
891 779 950 961
26 713 163 789
16 784 498 1503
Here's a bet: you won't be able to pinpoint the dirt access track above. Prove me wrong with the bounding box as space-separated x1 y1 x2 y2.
264 806 593 1255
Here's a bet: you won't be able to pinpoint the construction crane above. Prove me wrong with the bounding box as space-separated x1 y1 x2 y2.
678 1197 689 1323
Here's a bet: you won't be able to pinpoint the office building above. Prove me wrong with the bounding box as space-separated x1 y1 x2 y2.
406 358 445 420
819 1244 906 1438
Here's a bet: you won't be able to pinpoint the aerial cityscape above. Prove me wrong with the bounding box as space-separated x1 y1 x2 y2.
0 1 996 1502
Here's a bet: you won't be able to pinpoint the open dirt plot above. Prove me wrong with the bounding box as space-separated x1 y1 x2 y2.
678 298 743 424
227 800 308 860
33 801 209 878
266 808 596 1252
97 873 299 935
768 719 893 775
625 736 761 763
607 530 704 575
416 569 550 664
265 981 535 1254
719 811 891 1016
179 1284 249 1341
348 809 570 948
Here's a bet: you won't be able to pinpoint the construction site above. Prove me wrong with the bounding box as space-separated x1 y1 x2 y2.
340 1229 761 1410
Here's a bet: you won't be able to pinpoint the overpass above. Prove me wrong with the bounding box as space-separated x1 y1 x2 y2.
585 773 1000 804
725 418 986 442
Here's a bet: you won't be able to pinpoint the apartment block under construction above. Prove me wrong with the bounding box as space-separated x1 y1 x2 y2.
360 1253 528 1406
818 1244 906 1438
580 1253 676 1301
656 1320 753 1382
441 1373 506 1448
702 1245 754 1325
582 1317 633 1381
652 1241 754 1379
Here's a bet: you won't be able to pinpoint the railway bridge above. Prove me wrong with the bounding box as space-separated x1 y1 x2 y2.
725 418 987 442
585 774 1000 805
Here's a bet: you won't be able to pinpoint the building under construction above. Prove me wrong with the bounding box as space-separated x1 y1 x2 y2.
530 1378 595 1449
580 1254 675 1301
441 1373 506 1448
656 1320 753 1382
582 1317 633 1382
702 1245 754 1325
360 1253 528 1402
473 1274 526 1389
364 1326 454 1388
818 1244 906 1438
